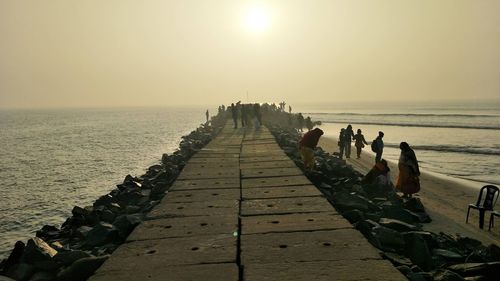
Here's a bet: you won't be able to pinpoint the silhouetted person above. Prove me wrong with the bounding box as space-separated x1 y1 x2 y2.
343 124 355 158
373 131 384 163
297 113 305 132
241 104 247 127
231 103 238 129
362 159 392 187
353 129 368 159
288 105 292 113
299 128 324 171
338 128 345 160
396 142 420 198
253 103 262 129
305 117 313 131
205 109 209 123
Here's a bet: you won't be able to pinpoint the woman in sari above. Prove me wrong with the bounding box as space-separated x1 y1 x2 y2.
396 142 420 198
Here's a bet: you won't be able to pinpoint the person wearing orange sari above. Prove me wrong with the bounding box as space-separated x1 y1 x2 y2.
396 142 420 198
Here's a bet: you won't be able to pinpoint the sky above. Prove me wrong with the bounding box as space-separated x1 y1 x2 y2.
1 0 499 109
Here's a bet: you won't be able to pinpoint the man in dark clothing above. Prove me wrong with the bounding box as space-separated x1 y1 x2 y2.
299 128 324 171
374 131 385 163
231 103 238 129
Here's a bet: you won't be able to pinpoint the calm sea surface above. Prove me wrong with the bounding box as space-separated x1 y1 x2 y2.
296 101 500 186
0 107 205 258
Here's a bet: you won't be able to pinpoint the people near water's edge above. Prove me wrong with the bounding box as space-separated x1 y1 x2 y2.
205 109 209 123
362 159 392 187
338 128 345 159
343 125 355 158
372 131 385 163
396 142 421 198
353 129 368 159
231 103 238 129
305 116 313 131
299 128 324 171
297 113 305 132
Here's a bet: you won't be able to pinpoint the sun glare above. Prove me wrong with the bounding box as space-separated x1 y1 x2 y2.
243 7 270 33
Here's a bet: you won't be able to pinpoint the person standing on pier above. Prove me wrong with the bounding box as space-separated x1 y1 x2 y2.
372 131 385 163
205 109 209 123
353 129 368 159
299 128 324 171
231 103 238 129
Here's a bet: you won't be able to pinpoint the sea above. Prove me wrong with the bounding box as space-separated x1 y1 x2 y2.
1 101 499 258
0 107 206 258
295 100 500 186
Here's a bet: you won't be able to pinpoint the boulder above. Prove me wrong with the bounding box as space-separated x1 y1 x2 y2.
403 232 433 271
2 241 25 273
381 205 417 224
333 192 378 212
407 272 433 281
342 209 365 223
432 249 465 262
396 265 412 275
21 238 57 265
53 250 92 266
448 262 500 279
84 223 119 247
404 198 426 213
57 255 109 281
379 218 419 232
27 271 56 281
382 252 413 266
371 225 406 252
75 226 93 239
100 209 116 223
4 263 35 281
0 275 16 281
35 225 60 241
112 214 142 239
432 269 466 281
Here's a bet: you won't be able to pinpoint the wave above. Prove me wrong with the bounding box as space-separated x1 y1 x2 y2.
384 143 500 156
321 121 500 130
307 112 500 118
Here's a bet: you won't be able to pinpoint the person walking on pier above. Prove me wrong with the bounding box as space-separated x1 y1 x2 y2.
231 103 238 129
353 129 368 159
396 142 420 198
343 125 355 158
299 128 324 171
372 131 385 163
205 109 209 123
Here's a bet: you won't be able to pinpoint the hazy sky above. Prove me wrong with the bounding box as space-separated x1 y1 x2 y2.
1 0 499 108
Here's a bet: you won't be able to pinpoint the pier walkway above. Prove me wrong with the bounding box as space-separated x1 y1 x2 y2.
90 124 406 281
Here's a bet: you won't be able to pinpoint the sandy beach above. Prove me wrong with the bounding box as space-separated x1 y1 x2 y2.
318 136 500 246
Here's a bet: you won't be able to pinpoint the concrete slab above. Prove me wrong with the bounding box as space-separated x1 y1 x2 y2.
170 178 240 190
182 162 239 170
90 263 239 281
242 185 322 199
127 215 238 241
240 161 298 169
241 229 381 264
177 168 239 180
241 167 303 178
97 235 236 270
187 157 239 164
242 175 312 188
165 189 241 203
240 151 287 158
241 197 332 216
147 199 239 219
191 152 240 158
239 156 291 162
199 147 241 153
244 260 407 281
242 212 351 234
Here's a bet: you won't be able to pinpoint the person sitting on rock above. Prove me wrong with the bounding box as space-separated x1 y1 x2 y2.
362 159 392 187
299 128 324 171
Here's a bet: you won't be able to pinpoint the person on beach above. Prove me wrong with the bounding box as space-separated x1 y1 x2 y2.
343 125 355 158
396 142 420 198
205 109 209 123
299 128 324 171
305 116 313 131
373 131 384 163
338 128 345 159
362 159 392 187
297 113 305 132
231 103 238 129
353 129 368 159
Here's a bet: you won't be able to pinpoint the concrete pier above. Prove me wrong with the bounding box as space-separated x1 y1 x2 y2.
89 124 406 281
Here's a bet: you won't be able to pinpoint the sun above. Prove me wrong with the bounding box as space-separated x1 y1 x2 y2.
243 6 270 33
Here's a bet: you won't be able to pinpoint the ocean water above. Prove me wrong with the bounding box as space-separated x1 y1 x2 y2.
0 107 205 258
296 101 500 186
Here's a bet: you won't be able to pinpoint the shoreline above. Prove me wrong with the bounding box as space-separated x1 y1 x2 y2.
319 135 500 245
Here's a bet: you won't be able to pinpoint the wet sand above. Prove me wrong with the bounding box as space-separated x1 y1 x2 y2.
319 136 500 246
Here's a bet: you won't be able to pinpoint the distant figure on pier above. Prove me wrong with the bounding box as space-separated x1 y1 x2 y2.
231 103 238 129
338 128 345 159
253 103 262 129
353 129 368 159
343 125 355 158
372 131 384 163
362 159 392 187
205 109 209 123
297 113 305 132
305 117 313 131
288 105 292 113
241 104 247 127
299 128 324 171
396 142 420 198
